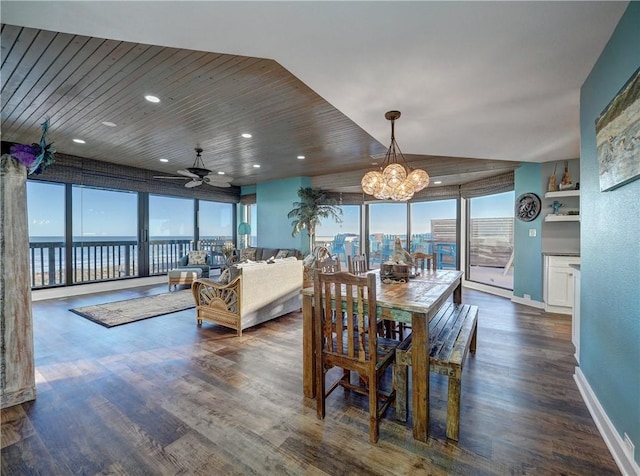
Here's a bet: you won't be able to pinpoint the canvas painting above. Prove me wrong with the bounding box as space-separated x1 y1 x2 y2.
595 66 640 191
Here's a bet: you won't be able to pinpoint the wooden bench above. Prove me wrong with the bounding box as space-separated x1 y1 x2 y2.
394 302 478 441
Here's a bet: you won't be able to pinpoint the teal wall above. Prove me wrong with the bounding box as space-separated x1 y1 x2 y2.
256 177 311 252
513 163 543 302
580 2 640 464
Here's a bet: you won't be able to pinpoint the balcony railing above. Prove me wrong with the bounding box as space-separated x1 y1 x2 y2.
29 239 196 288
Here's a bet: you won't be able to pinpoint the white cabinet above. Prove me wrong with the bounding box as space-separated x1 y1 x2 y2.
544 255 580 314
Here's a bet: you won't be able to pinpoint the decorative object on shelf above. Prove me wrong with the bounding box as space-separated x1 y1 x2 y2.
558 160 574 190
8 119 56 175
287 187 342 252
237 222 251 249
361 111 429 201
515 192 542 222
596 65 640 191
548 163 557 192
550 200 564 215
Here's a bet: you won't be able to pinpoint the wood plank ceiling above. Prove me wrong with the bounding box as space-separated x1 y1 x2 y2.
1 24 519 193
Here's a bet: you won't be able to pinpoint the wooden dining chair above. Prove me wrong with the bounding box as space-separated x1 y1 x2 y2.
347 253 368 275
411 251 435 274
314 271 399 443
315 254 341 273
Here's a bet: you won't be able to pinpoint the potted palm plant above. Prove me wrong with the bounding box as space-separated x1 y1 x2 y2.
287 187 343 252
288 187 343 287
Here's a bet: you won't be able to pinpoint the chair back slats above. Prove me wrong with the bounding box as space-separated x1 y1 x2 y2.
412 251 435 273
316 254 341 273
347 253 368 275
315 271 376 364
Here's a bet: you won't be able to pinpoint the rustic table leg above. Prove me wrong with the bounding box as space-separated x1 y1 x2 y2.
411 311 429 441
302 294 315 398
453 280 462 304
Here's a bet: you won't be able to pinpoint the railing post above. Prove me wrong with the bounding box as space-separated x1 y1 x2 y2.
125 245 131 276
48 246 56 285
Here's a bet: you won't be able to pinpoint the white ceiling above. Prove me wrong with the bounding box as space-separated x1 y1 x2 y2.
2 1 628 164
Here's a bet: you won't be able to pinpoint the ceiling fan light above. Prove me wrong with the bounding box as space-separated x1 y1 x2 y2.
407 168 430 191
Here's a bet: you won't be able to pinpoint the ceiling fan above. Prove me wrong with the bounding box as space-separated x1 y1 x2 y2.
154 147 233 188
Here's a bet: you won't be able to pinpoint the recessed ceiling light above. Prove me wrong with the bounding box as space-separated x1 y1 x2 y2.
297 155 305 160
159 159 169 163
253 164 261 168
73 139 86 144
371 162 378 166
102 121 117 127
217 171 225 175
241 133 252 138
145 95 160 103
434 181 442 185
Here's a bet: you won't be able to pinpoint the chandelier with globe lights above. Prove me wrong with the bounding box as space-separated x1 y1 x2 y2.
361 110 429 201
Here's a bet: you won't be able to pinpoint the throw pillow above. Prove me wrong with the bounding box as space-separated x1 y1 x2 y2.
218 268 230 285
275 250 289 259
188 250 208 265
241 248 257 261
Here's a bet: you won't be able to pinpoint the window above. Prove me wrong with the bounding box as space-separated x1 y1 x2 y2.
316 205 361 269
410 199 457 269
467 191 514 290
27 181 66 287
73 186 138 282
368 203 407 269
149 195 194 275
199 200 233 242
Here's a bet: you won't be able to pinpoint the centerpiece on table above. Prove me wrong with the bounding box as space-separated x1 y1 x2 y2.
222 241 236 260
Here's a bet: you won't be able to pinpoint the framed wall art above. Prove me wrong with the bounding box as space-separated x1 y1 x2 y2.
595 65 640 192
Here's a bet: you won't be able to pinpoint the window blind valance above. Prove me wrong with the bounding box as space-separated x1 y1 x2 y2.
26 151 240 203
459 171 514 199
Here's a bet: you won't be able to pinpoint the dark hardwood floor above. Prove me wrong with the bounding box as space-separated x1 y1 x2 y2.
1 285 620 475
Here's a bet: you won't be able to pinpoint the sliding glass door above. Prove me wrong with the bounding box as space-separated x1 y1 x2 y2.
72 186 138 283
467 191 514 290
27 181 66 287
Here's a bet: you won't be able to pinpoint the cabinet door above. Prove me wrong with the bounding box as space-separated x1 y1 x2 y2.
547 265 575 307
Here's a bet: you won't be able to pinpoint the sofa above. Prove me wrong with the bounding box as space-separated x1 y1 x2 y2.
176 250 213 278
191 257 303 336
238 247 302 261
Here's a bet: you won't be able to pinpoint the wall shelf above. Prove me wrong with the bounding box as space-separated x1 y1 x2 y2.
545 190 580 198
545 214 580 222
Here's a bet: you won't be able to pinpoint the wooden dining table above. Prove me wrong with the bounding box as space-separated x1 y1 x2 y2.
301 268 463 442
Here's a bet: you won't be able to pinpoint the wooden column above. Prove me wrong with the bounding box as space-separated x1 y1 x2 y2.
1 154 36 408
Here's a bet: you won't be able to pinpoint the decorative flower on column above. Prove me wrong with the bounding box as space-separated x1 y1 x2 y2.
9 119 56 175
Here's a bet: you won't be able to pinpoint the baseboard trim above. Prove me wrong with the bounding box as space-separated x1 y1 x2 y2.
31 276 167 301
510 295 545 309
462 280 512 299
574 367 639 476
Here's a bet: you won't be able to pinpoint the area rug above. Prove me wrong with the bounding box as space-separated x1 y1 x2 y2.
70 289 195 328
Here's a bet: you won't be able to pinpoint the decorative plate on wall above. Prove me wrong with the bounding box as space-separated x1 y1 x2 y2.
515 193 542 222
